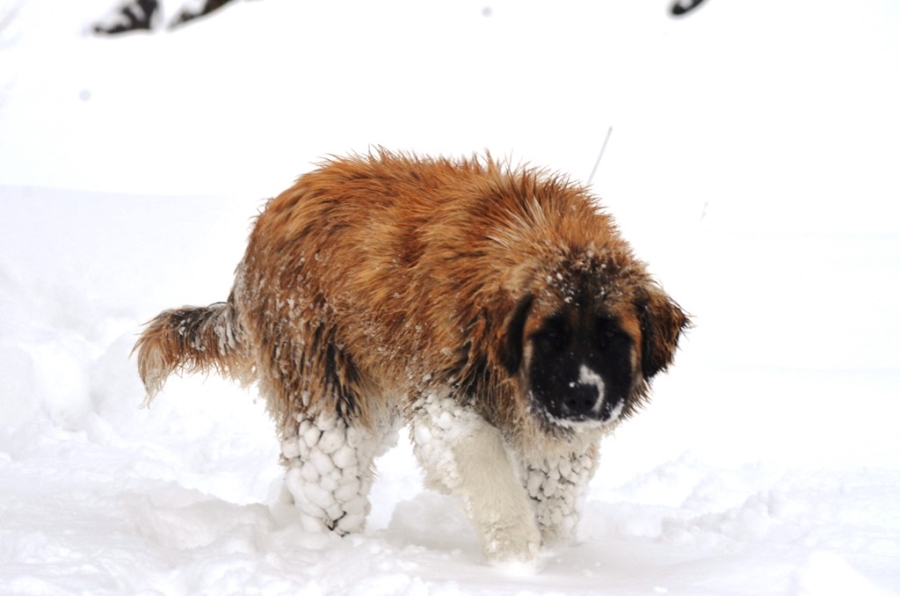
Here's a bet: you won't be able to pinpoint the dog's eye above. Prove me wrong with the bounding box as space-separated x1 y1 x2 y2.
595 318 629 350
531 317 568 352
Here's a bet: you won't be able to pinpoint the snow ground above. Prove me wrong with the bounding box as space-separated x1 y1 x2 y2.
1 0 899 594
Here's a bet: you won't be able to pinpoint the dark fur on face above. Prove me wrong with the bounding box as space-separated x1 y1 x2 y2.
502 261 688 431
527 308 635 424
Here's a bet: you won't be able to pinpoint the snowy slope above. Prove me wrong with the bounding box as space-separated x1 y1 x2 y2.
2 0 900 594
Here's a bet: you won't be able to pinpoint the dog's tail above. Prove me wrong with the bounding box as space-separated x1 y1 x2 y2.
133 295 253 405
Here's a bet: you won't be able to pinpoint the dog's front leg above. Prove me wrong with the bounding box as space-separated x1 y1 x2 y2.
411 395 540 563
522 446 599 546
452 423 542 563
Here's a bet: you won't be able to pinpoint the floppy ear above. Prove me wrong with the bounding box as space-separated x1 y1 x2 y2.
636 284 689 380
498 293 534 375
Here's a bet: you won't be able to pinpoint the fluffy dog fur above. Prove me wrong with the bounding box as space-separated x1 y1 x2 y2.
135 150 688 562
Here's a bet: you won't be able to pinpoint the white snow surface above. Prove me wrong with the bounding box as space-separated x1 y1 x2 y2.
2 0 900 594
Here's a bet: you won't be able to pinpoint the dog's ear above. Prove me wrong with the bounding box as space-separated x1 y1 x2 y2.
498 293 534 375
636 284 689 380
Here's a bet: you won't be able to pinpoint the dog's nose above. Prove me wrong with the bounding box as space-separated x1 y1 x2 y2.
562 365 605 416
564 384 602 416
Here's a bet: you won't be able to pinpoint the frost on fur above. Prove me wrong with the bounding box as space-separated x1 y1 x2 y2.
522 448 599 546
280 408 400 534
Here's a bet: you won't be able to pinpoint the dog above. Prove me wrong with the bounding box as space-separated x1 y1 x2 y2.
135 150 688 563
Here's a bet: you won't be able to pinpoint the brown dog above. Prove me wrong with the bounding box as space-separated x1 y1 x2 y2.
135 150 688 563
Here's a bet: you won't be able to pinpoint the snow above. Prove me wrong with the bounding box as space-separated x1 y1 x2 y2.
1 0 900 594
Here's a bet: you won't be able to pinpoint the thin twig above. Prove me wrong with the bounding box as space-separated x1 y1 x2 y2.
587 126 613 186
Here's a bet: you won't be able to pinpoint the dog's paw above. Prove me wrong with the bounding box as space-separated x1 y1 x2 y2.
483 519 542 564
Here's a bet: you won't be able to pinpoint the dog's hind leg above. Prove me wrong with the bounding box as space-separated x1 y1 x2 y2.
279 407 398 534
254 318 398 534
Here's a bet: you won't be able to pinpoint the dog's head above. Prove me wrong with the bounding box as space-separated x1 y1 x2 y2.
497 258 688 429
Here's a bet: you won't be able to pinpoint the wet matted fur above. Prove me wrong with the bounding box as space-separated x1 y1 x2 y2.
135 150 688 562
